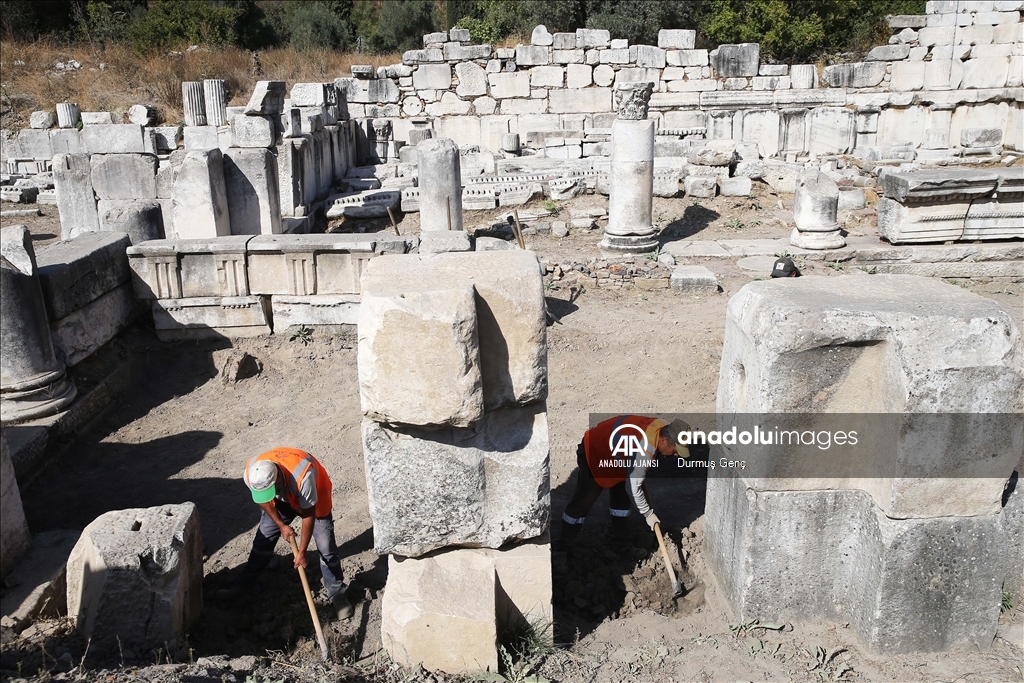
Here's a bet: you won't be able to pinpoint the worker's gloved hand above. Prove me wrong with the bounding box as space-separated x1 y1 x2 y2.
644 511 660 530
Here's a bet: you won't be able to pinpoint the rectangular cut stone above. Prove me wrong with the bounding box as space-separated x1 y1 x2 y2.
363 405 549 556
658 29 695 49
10 129 52 159
516 45 550 66
222 148 282 236
50 283 138 366
790 64 818 89
247 234 374 295
81 124 151 154
66 503 203 646
244 80 286 115
36 231 131 320
753 76 790 90
413 64 452 90
671 264 719 291
822 62 886 87
171 149 231 239
576 28 610 48
90 154 158 200
488 72 531 99
667 49 709 67
230 115 275 148
962 57 1010 88
271 294 360 329
403 48 444 64
881 169 998 202
553 32 576 49
891 61 927 91
443 43 492 60
808 107 855 155
634 45 666 68
151 295 270 339
548 88 612 113
49 128 84 155
700 91 774 109
530 66 563 87
711 43 759 77
552 49 584 64
0 435 30 580
183 125 219 151
53 153 100 241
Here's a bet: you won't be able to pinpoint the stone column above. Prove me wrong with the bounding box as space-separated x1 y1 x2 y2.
181 82 207 127
203 79 227 126
1 226 77 423
372 119 393 163
790 169 845 249
600 82 657 253
417 138 463 231
56 103 81 129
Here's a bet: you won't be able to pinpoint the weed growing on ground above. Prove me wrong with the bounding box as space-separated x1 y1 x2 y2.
1002 589 1014 612
725 218 745 230
541 200 559 214
289 325 313 345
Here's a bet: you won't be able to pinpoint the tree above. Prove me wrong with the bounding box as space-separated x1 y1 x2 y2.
373 0 437 52
127 0 241 53
282 1 352 51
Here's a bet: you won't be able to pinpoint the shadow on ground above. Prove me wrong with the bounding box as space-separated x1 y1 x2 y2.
659 204 721 241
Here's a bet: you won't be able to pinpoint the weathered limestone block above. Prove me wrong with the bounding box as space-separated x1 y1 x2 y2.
710 43 759 77
81 124 153 154
791 169 843 249
707 275 1024 653
363 404 549 556
671 265 719 292
879 169 998 243
56 102 81 128
230 115 276 148
203 79 227 126
658 29 695 49
964 168 1024 240
0 226 77 423
821 62 886 88
382 549 498 673
90 154 158 200
30 110 56 129
151 296 271 340
382 539 552 674
488 72 531 99
419 230 473 253
359 283 484 428
50 283 138 366
1 434 30 580
361 251 547 413
244 81 286 116
36 231 131 321
223 148 282 236
808 107 854 155
715 275 1024 515
247 234 375 296
455 62 487 97
66 503 203 645
97 199 165 245
172 149 231 239
602 115 656 253
182 82 206 127
53 153 100 241
271 294 360 330
684 139 736 166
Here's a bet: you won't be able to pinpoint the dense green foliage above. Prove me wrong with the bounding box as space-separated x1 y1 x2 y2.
1 0 926 61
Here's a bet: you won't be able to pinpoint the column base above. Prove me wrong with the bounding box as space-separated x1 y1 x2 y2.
598 233 659 253
1 376 77 423
790 228 846 250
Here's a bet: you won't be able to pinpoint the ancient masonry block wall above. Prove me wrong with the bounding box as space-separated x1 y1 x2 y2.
705 274 1024 654
126 233 415 340
358 250 552 675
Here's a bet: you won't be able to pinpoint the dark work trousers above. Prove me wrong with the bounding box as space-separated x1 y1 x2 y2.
562 441 632 526
237 500 346 599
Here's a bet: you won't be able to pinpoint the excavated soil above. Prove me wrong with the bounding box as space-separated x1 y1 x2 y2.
2 192 1023 682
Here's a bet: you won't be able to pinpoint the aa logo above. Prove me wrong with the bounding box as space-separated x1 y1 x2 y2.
609 424 649 459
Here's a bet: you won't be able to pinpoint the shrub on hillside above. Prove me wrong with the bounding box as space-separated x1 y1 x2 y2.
127 0 240 54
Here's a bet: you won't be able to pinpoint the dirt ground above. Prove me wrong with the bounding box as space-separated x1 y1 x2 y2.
2 190 1023 683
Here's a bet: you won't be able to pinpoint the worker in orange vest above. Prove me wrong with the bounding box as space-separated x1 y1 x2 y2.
220 447 353 620
553 416 690 552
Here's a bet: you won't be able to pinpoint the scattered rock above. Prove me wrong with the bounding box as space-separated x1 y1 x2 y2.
221 351 263 384
229 655 259 673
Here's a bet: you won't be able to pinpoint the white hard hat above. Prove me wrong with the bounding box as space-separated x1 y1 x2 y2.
247 460 278 497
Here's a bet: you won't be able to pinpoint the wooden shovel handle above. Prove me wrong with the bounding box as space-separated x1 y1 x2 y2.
289 536 330 661
654 522 680 587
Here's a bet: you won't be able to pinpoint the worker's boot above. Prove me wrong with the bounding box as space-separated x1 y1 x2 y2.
609 516 646 559
333 591 354 620
552 520 584 552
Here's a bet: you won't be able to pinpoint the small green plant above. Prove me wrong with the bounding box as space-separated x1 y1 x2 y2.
475 616 554 682
289 324 313 345
644 247 662 261
1002 589 1014 612
825 260 845 271
541 200 559 214
725 217 746 230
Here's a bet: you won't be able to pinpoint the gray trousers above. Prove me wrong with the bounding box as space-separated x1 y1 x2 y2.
239 500 346 600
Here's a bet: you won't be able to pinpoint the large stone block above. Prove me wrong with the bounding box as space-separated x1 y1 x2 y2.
50 283 138 366
66 503 203 646
821 62 886 88
413 64 452 91
705 475 1010 654
36 231 131 321
359 283 484 428
363 404 549 556
172 149 230 239
808 107 854 155
360 251 547 412
963 169 1024 240
53 153 100 241
271 294 360 330
81 124 152 154
548 88 612 113
223 148 282 236
247 234 375 295
89 154 158 200
1 434 30 580
382 539 551 674
488 72 531 99
151 296 271 340
97 199 166 245
715 275 1023 517
710 43 760 77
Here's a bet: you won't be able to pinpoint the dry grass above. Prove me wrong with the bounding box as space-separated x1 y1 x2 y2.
0 40 401 129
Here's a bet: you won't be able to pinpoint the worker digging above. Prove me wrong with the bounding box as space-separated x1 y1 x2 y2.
218 446 354 622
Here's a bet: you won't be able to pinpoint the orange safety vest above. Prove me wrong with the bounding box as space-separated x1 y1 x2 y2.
583 415 667 488
244 447 333 517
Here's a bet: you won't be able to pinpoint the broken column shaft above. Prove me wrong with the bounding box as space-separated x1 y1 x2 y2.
601 82 657 253
416 137 463 232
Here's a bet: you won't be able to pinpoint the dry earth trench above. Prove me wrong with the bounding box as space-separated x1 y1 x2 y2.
2 196 1024 683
